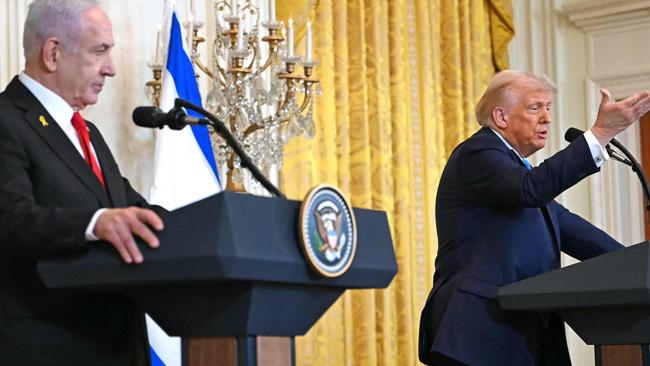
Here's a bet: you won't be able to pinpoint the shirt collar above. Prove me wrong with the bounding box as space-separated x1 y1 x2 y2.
489 127 526 162
18 72 75 130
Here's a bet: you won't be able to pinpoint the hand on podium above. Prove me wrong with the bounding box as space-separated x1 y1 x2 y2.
94 207 164 264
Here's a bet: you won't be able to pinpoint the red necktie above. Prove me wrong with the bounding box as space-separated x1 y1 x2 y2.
71 112 105 188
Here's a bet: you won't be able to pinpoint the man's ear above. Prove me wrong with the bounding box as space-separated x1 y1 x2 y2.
41 37 61 72
492 107 508 129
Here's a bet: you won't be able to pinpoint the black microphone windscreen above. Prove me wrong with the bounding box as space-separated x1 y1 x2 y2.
564 127 584 143
132 106 162 128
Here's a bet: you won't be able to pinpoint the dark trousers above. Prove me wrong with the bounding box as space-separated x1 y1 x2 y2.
427 314 571 366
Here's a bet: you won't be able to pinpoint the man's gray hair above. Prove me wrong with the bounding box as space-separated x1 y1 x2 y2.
23 0 99 58
475 70 557 128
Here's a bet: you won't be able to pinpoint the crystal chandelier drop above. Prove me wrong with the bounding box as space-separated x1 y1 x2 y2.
187 0 319 193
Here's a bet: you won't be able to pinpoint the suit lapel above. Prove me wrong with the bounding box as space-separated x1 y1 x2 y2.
8 78 111 207
543 205 562 255
89 126 126 207
504 142 562 255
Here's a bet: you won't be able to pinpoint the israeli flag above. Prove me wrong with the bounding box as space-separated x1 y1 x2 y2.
147 1 222 365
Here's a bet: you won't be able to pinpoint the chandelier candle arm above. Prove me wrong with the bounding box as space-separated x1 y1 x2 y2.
276 74 301 121
193 58 213 79
298 88 313 114
243 123 264 137
193 57 214 79
210 38 228 87
257 45 276 74
246 37 258 70
190 27 214 79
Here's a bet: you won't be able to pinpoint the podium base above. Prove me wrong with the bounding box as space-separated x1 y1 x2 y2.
183 336 295 366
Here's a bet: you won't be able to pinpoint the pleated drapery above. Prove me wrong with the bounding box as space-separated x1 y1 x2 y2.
277 1 514 364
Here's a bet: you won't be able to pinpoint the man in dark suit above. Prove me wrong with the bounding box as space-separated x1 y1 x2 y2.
0 1 163 365
418 70 650 365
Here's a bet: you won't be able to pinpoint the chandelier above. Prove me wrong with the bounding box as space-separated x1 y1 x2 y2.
147 0 319 194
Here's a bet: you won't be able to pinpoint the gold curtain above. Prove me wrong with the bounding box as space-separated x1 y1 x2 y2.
277 0 513 364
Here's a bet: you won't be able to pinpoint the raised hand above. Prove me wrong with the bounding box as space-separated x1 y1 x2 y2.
591 88 650 146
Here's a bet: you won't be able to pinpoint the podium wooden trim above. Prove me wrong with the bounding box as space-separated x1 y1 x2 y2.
184 336 293 366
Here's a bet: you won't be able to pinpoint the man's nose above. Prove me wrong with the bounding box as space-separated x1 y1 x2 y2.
541 108 551 123
102 55 117 77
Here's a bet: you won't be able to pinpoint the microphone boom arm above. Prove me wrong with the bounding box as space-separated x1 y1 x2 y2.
608 138 650 219
174 98 285 199
565 127 650 222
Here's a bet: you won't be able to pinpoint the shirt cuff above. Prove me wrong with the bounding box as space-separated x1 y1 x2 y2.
584 129 610 168
85 208 108 241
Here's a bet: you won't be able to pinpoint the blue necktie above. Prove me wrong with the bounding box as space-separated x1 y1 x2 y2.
522 158 533 171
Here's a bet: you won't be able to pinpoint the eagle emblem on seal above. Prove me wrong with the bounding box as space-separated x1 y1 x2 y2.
314 200 346 262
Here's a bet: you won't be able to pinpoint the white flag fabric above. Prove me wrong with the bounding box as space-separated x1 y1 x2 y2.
150 0 222 210
147 1 222 365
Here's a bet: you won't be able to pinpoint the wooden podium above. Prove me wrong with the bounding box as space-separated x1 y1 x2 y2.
37 192 398 366
497 241 650 366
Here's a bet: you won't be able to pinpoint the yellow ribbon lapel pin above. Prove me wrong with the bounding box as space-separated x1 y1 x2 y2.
38 115 49 127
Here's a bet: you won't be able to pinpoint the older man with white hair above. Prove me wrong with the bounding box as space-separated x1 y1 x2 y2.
0 0 164 364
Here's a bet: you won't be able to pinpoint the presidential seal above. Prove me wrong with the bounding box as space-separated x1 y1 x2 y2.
299 184 357 278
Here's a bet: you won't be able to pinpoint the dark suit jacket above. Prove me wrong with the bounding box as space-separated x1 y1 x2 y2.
0 77 150 366
418 127 624 366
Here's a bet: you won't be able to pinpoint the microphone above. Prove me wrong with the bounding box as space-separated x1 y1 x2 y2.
564 127 632 166
132 106 207 130
563 127 584 144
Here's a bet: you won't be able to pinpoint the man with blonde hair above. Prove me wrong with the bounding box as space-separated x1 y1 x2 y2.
0 0 163 364
419 70 650 365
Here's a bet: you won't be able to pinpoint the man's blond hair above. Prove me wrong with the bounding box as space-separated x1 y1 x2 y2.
475 70 557 128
